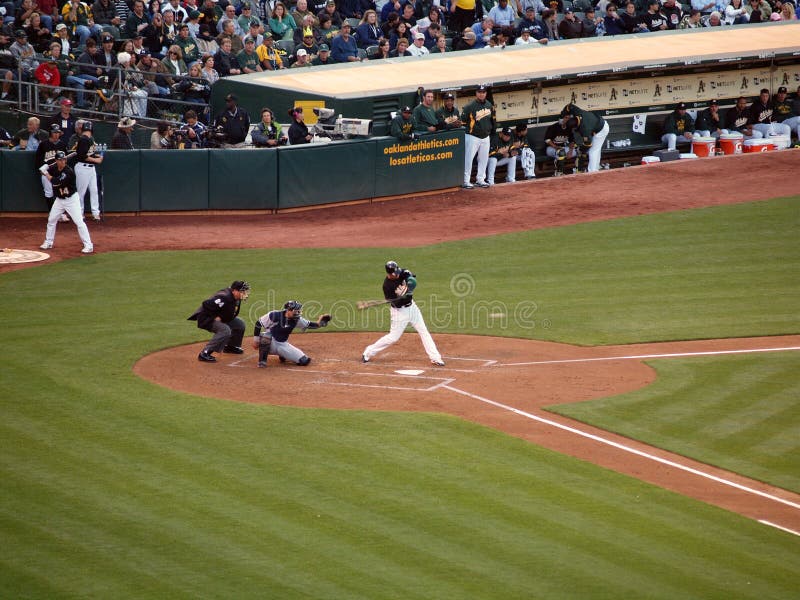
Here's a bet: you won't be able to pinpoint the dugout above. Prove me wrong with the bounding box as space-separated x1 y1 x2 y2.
210 22 800 137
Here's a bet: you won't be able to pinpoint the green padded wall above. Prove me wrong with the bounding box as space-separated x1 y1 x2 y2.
374 130 464 198
139 150 209 211
101 150 141 212
277 140 376 209
1 151 47 212
209 149 278 210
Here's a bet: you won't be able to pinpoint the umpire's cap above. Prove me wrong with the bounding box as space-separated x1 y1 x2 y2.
385 260 400 275
231 280 250 291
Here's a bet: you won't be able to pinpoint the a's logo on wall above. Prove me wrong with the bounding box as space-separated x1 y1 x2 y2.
654 83 662 97
697 80 705 94
741 76 749 90
610 87 617 102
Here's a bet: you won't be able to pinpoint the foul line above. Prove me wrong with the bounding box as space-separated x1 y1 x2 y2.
758 520 800 537
492 346 800 367
442 384 800 512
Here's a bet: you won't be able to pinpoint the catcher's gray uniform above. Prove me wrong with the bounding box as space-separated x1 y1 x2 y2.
252 301 330 367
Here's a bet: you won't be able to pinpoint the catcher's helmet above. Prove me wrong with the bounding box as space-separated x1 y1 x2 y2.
230 280 251 299
385 260 400 275
284 300 302 314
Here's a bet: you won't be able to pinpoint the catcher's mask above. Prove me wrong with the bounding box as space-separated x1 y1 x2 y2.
385 260 400 275
231 280 251 300
284 300 303 315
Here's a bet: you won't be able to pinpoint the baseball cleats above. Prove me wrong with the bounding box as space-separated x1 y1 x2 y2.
257 360 267 368
81 245 93 254
361 354 370 363
198 350 216 363
461 183 474 189
475 182 490 188
223 345 244 354
40 241 53 249
59 214 70 222
279 355 286 363
431 359 445 367
92 214 101 221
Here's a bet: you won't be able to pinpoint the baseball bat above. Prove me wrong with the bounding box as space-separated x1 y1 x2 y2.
44 151 77 166
356 298 391 310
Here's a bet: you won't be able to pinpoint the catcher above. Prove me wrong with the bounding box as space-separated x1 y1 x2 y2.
252 300 331 368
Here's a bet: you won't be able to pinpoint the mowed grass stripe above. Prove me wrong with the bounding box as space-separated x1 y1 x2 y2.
549 352 800 492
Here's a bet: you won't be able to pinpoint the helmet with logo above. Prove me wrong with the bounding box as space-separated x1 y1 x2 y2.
283 300 302 314
385 260 400 275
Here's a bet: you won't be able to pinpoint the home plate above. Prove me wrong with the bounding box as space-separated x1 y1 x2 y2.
395 369 425 376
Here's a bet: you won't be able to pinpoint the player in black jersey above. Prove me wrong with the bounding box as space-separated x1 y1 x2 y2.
39 151 94 254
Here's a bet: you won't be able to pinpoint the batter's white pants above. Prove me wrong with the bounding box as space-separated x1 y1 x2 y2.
464 134 490 185
75 162 100 218
487 155 517 184
752 123 792 138
519 147 535 178
43 192 93 249
587 121 609 173
363 302 442 363
781 116 800 138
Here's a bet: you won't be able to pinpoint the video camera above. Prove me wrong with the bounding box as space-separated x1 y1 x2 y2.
311 107 372 141
204 125 228 148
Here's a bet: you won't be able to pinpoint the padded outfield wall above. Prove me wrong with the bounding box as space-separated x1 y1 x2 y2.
210 23 800 135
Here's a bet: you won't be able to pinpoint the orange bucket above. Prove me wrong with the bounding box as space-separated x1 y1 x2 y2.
691 137 716 157
742 139 775 153
719 132 743 155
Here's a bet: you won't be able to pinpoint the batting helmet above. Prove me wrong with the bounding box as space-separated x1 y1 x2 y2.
82 120 93 131
385 260 400 275
284 300 302 314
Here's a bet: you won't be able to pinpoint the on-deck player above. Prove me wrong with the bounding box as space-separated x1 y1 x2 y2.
74 120 103 221
362 261 445 367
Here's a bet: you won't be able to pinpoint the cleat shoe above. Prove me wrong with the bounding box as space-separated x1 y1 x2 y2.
40 241 53 249
431 359 445 367
475 182 490 188
361 354 370 363
223 346 244 354
92 214 101 221
257 361 266 368
461 183 474 189
60 214 70 222
81 245 93 253
198 351 216 363
278 356 286 363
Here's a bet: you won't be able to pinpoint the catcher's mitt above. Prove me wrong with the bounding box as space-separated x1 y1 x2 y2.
319 314 332 326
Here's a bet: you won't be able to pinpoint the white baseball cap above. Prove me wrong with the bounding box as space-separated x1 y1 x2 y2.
415 32 425 40
296 48 307 56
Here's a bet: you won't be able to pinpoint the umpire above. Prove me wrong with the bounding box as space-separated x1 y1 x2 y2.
188 280 251 362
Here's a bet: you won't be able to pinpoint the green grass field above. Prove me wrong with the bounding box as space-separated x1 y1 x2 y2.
2 197 799 598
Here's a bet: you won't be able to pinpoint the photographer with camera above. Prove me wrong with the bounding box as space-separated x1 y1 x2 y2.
150 121 176 149
213 93 250 147
251 107 287 148
173 109 207 149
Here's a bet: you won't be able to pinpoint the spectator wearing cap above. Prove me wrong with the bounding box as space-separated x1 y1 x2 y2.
61 0 103 46
330 19 359 62
454 29 476 50
137 50 171 96
412 89 438 134
34 51 60 103
52 23 72 57
175 22 200 65
516 6 544 38
125 0 150 39
514 26 536 44
244 19 264 46
581 7 603 36
749 87 792 138
237 4 259 33
558 8 583 40
111 116 136 149
435 92 462 129
407 31 429 56
488 0 517 27
487 126 518 186
661 102 696 150
216 17 243 54
256 31 284 69
320 0 344 27
310 42 333 64
290 46 311 66
97 32 119 81
695 100 724 138
293 14 320 45
291 0 316 29
390 105 415 140
36 122 67 209
268 2 297 41
161 0 187 23
237 35 262 72
10 29 37 80
214 36 241 76
355 9 380 49
460 85 495 188
92 0 122 39
251 107 286 147
214 93 250 146
287 106 312 145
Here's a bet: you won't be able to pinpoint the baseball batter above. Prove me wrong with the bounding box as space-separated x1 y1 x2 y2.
460 84 495 189
74 120 103 221
38 151 94 254
188 280 250 363
561 103 609 173
252 300 331 367
362 261 444 366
